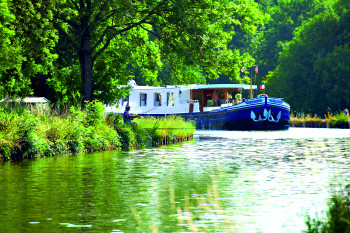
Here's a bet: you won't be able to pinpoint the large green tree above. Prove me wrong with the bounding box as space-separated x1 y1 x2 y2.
49 0 264 107
250 0 332 83
0 0 58 99
265 0 350 114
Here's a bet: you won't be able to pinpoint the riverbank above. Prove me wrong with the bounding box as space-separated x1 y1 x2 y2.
290 111 350 128
0 101 195 161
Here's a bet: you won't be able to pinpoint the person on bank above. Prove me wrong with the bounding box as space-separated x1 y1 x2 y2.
123 105 140 124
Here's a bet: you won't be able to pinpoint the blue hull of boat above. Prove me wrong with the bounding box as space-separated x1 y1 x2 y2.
140 97 290 131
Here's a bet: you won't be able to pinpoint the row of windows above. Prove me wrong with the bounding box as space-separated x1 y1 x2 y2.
140 92 174 107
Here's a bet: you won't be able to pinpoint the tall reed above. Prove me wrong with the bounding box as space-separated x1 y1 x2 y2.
134 115 195 144
305 186 350 233
290 110 350 128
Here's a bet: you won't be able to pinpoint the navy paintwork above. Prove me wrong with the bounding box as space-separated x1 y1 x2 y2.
140 96 290 130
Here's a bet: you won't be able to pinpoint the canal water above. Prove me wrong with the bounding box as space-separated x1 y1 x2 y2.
1 128 350 233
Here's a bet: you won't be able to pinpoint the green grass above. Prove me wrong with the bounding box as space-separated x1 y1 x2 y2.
134 115 196 144
0 102 195 160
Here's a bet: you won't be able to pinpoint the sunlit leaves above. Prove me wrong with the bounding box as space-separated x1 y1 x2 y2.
265 0 350 114
0 0 58 99
48 0 265 105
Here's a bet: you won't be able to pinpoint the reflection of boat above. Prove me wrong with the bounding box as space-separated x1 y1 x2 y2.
105 84 290 130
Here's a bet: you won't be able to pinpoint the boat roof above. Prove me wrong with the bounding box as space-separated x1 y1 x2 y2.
192 84 257 90
132 84 256 90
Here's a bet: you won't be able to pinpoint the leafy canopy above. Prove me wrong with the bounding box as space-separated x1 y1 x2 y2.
49 0 265 105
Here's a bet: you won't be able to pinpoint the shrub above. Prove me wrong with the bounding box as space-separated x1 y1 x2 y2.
134 116 195 144
0 108 21 159
105 113 123 128
84 123 121 151
330 111 350 128
305 186 350 233
115 123 137 149
25 127 52 157
65 116 85 153
131 124 146 148
84 100 105 126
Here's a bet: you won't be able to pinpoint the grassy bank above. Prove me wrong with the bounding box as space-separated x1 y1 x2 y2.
290 110 350 128
0 101 195 161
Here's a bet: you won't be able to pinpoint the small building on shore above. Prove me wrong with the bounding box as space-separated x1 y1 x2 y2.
0 97 50 110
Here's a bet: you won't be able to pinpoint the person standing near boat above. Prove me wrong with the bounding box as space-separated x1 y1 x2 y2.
216 97 222 107
128 77 137 86
123 105 140 124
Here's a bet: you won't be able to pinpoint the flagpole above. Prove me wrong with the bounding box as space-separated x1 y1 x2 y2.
250 67 253 99
250 65 258 99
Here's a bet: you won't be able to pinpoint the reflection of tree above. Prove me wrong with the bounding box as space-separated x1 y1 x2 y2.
0 145 237 232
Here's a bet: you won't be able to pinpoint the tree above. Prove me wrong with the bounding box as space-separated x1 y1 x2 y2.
251 0 332 82
0 0 58 99
50 0 265 108
265 0 350 114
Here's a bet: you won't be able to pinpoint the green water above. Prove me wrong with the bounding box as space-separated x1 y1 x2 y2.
1 128 350 233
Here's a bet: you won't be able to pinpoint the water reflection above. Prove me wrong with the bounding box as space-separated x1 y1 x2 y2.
0 128 349 232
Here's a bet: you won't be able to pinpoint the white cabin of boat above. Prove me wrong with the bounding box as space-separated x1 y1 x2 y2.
105 84 257 115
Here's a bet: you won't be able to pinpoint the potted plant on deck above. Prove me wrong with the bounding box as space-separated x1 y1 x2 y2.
235 93 242 104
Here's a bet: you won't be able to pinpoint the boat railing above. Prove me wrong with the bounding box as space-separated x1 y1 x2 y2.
179 99 199 104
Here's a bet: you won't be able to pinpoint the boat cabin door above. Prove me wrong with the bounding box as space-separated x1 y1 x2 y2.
203 89 214 107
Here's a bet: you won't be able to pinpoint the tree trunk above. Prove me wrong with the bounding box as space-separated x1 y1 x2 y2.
79 31 94 110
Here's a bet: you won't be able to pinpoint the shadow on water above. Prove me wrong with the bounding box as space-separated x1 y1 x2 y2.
0 128 350 232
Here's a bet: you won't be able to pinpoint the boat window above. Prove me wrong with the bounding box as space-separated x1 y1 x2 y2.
154 93 161 106
167 92 174 106
140 93 147 106
215 90 225 100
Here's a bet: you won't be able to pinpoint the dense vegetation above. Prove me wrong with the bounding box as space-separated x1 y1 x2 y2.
305 187 350 233
0 0 265 108
261 0 350 115
0 0 348 114
290 111 350 128
0 102 195 161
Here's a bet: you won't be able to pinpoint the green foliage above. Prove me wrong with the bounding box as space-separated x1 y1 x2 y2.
252 0 331 83
105 113 123 128
0 0 58 99
84 124 120 151
0 107 21 158
46 0 266 107
290 110 350 128
330 111 350 128
0 104 121 160
266 0 350 115
0 100 195 160
114 124 138 150
305 186 350 233
134 116 195 144
84 100 105 127
25 128 52 157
